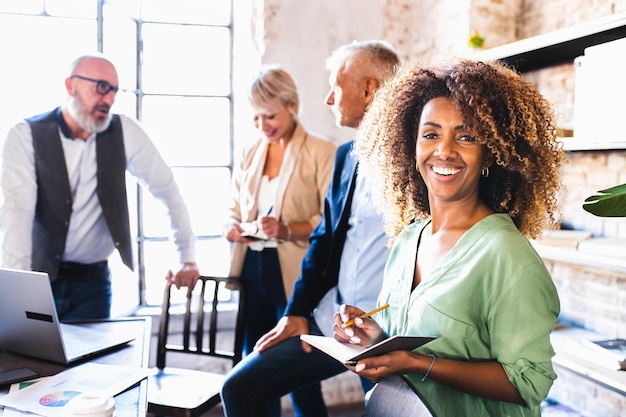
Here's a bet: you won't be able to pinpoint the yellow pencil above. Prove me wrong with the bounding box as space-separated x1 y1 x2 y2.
341 303 390 328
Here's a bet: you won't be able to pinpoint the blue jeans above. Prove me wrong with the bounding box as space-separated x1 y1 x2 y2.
51 261 112 321
221 318 375 417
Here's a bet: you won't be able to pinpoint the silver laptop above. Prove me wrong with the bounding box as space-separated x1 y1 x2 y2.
0 268 135 364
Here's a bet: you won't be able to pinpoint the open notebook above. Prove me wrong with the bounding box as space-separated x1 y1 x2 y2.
301 334 436 365
0 268 135 364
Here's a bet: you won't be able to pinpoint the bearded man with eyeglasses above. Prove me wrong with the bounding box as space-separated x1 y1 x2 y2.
0 54 200 320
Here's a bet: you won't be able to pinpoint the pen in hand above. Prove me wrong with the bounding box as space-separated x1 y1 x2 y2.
341 303 390 329
254 205 274 234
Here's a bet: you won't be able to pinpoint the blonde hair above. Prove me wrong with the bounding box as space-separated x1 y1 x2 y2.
354 59 565 240
248 65 299 120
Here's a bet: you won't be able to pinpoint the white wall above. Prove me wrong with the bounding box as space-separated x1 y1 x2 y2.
250 0 389 145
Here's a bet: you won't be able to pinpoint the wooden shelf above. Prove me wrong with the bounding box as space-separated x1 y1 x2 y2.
473 13 626 150
473 12 626 72
532 243 626 274
559 138 626 152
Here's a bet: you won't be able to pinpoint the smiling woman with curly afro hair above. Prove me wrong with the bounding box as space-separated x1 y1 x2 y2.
339 59 565 417
354 59 564 240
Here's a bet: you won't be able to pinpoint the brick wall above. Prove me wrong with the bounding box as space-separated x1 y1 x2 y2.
548 262 626 336
520 0 626 38
549 366 626 417
559 151 626 238
542 149 626 414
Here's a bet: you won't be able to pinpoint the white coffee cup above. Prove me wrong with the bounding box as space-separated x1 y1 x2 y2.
63 391 115 417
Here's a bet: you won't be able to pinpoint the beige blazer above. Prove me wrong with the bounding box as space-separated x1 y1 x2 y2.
227 123 336 298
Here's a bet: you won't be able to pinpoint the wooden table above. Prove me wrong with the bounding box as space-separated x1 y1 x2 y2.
0 317 151 417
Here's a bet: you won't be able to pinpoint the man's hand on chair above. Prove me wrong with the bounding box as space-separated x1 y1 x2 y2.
165 262 200 296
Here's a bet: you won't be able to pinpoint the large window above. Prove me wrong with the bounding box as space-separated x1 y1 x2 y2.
0 0 244 315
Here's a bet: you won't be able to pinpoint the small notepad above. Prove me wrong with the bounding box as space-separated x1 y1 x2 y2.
300 335 436 364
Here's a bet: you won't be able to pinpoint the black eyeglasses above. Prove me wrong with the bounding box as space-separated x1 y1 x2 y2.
70 74 119 96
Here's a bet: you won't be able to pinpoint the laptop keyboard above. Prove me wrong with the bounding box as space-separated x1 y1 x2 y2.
64 337 110 359
60 323 134 361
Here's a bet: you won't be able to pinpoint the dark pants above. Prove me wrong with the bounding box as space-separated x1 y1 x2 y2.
51 261 112 321
241 248 287 357
221 317 374 417
239 249 331 417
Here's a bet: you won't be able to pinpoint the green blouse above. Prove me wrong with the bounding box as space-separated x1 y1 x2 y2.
377 213 559 417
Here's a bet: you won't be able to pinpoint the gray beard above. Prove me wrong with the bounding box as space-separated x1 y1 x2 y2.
67 96 111 134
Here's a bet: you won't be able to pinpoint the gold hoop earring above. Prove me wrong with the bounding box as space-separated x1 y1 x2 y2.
415 161 420 173
481 167 489 177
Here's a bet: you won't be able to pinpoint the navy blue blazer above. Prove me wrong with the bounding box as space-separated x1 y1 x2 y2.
284 141 357 317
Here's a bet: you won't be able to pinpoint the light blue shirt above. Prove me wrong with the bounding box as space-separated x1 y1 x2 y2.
313 171 389 336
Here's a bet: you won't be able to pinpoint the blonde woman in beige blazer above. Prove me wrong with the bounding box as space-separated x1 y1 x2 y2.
224 66 336 356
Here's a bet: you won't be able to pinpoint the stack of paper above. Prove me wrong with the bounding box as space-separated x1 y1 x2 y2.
582 338 626 370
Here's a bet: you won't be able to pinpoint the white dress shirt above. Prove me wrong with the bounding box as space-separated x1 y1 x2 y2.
0 114 196 270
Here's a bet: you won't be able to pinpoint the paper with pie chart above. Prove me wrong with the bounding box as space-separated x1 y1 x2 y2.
0 362 150 417
0 377 50 417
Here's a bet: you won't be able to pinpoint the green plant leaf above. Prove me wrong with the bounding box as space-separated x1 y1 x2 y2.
583 183 626 217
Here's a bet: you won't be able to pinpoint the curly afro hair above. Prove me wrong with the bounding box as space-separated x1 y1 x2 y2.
354 59 564 240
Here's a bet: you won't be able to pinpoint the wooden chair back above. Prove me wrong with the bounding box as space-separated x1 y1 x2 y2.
148 275 246 417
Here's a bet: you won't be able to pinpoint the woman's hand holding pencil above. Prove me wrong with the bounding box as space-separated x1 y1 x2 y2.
334 303 388 347
341 304 390 328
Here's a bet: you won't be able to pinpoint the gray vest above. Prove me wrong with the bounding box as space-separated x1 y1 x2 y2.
27 108 133 281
